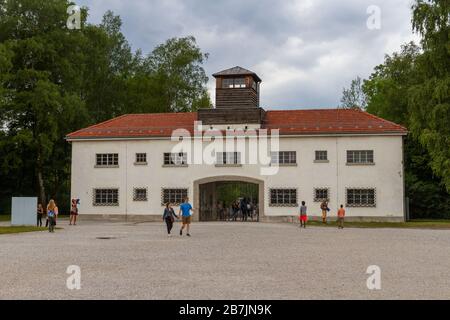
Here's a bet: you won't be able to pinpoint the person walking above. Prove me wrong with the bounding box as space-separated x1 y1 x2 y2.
47 199 57 233
179 197 193 236
337 205 346 229
163 203 178 237
299 201 307 228
320 200 329 224
37 203 44 227
69 199 79 225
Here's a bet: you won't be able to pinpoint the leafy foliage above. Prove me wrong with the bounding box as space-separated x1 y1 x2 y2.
0 0 210 214
409 0 450 192
143 36 210 112
339 76 367 110
360 0 450 218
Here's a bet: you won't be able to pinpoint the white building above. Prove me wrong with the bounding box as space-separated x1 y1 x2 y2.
67 67 407 222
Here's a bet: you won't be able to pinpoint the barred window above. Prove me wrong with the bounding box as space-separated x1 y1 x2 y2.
271 151 297 165
346 188 376 207
133 188 148 201
216 152 241 165
162 188 188 206
314 188 329 202
96 153 118 166
347 150 374 164
93 189 119 206
315 150 328 161
164 153 187 166
135 153 147 164
270 189 297 207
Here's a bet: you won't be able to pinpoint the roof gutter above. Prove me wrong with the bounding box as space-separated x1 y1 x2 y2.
65 131 407 142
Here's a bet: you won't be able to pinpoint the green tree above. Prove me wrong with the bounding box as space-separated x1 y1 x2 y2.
81 10 135 123
0 0 89 207
364 42 421 124
340 76 367 110
142 36 211 112
0 0 213 215
410 0 450 191
404 140 450 218
363 39 450 218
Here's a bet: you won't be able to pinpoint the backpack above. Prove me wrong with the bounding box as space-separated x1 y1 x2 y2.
48 210 55 218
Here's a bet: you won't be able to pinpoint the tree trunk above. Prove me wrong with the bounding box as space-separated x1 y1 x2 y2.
36 152 47 208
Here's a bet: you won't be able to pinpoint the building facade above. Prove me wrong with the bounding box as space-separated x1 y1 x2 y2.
67 67 407 222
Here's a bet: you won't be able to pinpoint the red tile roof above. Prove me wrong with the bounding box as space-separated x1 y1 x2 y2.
66 112 198 139
66 109 407 140
264 109 407 135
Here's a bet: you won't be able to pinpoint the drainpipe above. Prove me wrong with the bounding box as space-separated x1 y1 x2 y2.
402 136 408 222
336 137 339 212
125 143 128 223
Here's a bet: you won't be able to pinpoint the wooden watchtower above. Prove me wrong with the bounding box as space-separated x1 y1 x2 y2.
198 66 265 125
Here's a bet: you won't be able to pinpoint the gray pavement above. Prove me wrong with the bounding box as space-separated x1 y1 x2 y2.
1 220 450 299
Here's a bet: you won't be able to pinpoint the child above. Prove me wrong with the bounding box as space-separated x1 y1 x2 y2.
337 204 345 229
299 201 307 228
69 199 79 226
37 203 44 227
320 200 328 224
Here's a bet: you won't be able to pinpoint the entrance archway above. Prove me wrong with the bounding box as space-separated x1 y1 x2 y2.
193 176 264 222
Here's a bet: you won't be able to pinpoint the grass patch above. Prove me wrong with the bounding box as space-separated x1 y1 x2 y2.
0 226 47 235
306 219 450 229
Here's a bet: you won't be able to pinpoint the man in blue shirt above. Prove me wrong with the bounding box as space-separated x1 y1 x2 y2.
179 197 194 236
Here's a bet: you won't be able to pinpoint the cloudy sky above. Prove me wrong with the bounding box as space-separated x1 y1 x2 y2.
78 0 419 110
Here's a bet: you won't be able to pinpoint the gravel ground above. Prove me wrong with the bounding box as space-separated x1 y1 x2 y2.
1 220 450 300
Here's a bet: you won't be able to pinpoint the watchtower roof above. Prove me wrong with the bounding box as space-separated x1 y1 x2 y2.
213 66 261 82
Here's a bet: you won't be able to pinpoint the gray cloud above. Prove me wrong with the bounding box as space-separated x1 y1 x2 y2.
78 0 419 109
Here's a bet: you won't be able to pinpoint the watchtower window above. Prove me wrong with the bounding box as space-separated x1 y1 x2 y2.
222 78 233 88
222 78 246 88
234 78 246 88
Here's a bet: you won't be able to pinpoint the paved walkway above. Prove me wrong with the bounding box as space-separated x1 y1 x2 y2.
1 220 450 299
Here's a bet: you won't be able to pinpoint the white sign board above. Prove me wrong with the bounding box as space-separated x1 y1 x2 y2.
11 197 37 226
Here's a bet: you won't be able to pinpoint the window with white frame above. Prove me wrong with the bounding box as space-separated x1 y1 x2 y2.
164 152 187 166
315 150 328 161
162 188 188 206
93 188 119 206
271 151 297 165
133 188 148 201
135 153 147 164
314 188 330 202
269 188 298 207
347 150 374 164
346 188 376 207
216 152 241 165
96 153 118 167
